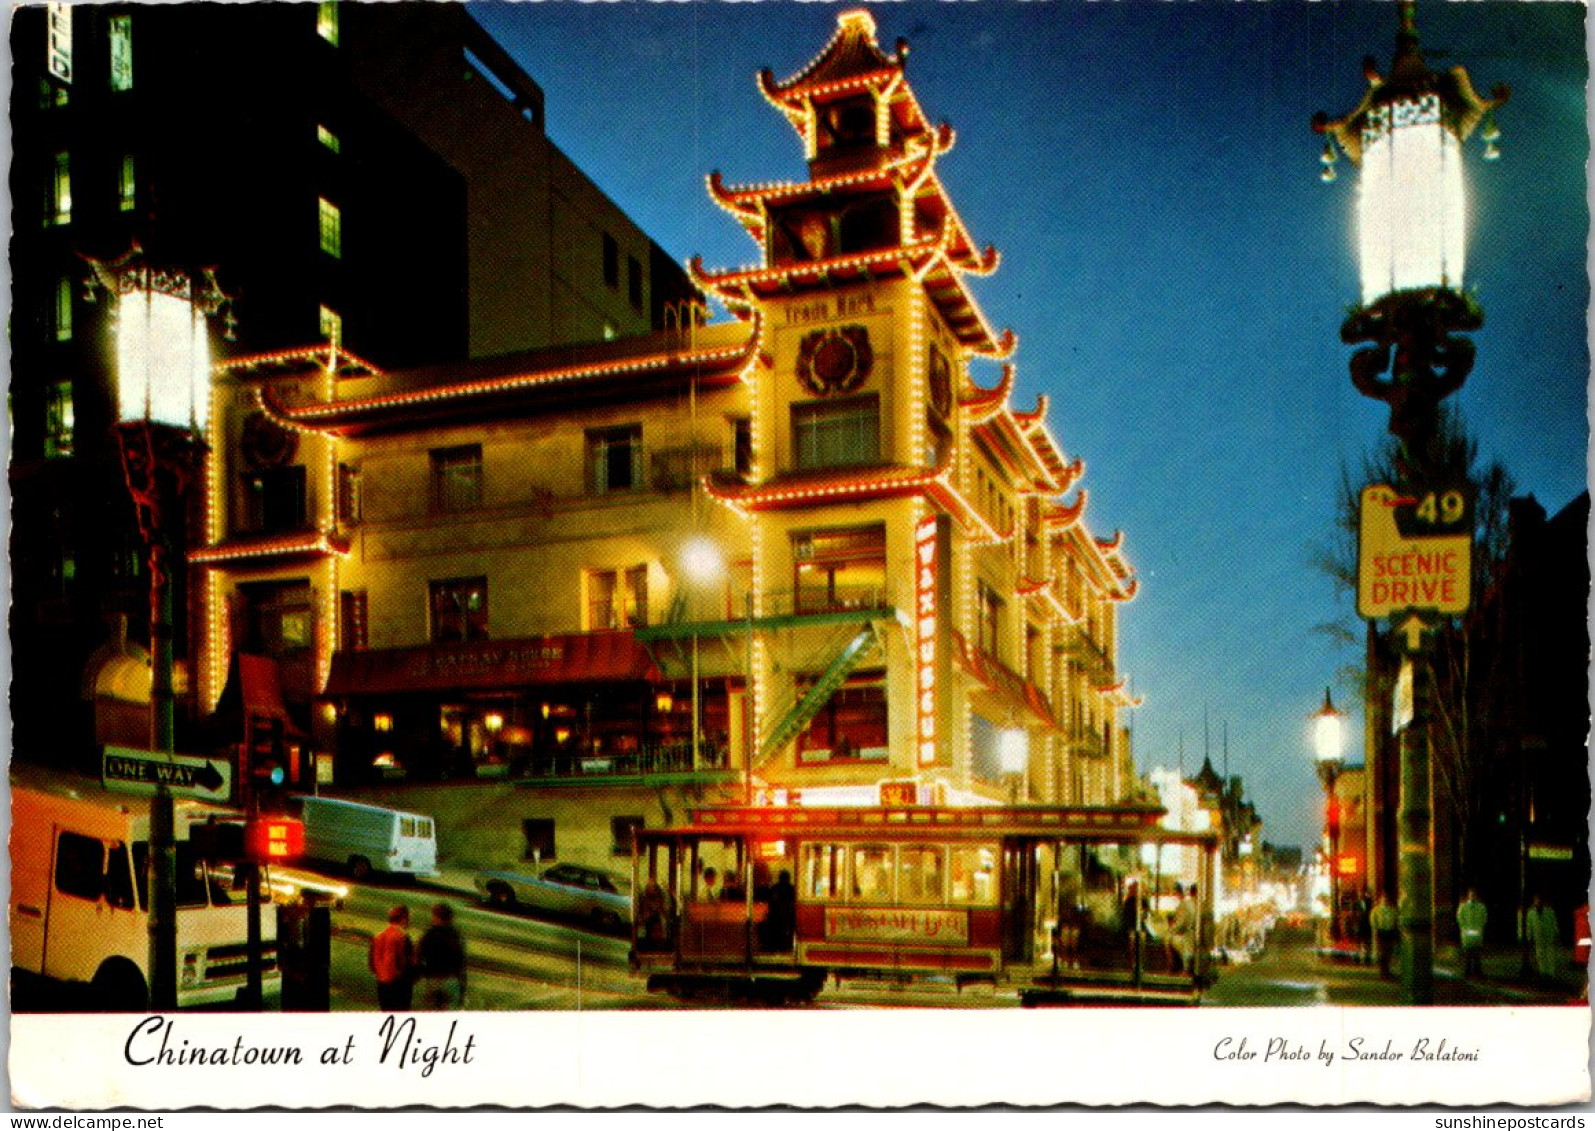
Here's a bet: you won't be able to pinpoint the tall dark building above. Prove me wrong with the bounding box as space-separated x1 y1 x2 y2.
9 1 696 767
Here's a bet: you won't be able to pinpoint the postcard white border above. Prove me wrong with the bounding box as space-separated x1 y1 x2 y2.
10 1005 1591 1110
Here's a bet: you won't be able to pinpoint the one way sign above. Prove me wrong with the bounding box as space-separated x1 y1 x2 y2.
102 746 233 803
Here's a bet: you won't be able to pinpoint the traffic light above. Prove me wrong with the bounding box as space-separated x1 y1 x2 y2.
245 815 305 862
245 713 289 809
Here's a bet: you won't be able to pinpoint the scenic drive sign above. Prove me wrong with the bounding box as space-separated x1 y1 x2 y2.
1358 484 1473 621
102 746 233 803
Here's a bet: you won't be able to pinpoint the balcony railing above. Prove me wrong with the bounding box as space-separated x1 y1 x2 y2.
510 739 729 781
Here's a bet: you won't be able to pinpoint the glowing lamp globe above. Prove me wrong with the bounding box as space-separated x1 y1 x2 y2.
998 728 1029 775
682 535 725 584
1356 95 1468 306
1314 688 1344 766
115 282 213 432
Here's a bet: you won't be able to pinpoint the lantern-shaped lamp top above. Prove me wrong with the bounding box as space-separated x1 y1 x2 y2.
86 249 229 434
116 278 212 432
1313 2 1508 309
1314 688 1344 765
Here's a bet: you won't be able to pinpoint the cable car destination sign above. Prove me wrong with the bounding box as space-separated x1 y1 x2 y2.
1358 484 1473 626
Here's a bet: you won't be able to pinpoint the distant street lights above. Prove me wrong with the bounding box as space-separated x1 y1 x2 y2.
1314 0 1507 1003
1313 688 1345 945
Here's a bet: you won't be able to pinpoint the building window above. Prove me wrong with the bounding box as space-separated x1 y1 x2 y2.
242 466 308 534
587 425 641 494
38 77 69 109
240 581 315 656
430 444 482 512
797 680 889 763
118 154 136 212
108 14 133 91
54 276 73 342
431 577 488 643
732 417 753 479
44 381 74 459
339 590 368 652
976 582 1003 658
522 819 556 863
46 152 71 227
318 197 342 257
627 255 643 311
588 565 649 630
602 233 619 288
316 1 339 45
611 816 644 856
317 124 340 154
336 463 361 525
319 304 342 343
793 395 879 470
794 526 886 613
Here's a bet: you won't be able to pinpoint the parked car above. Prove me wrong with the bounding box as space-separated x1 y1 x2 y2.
475 863 631 931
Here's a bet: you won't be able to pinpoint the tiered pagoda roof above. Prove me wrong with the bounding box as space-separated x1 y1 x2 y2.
692 8 1011 359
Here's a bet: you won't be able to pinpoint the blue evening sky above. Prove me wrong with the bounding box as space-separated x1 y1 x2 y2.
470 0 1589 849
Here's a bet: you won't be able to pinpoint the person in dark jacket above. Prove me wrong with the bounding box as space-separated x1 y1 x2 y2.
416 901 467 1010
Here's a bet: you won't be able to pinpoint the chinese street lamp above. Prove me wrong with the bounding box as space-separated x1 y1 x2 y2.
1313 0 1506 1003
1312 688 1345 946
85 245 234 1011
681 534 726 775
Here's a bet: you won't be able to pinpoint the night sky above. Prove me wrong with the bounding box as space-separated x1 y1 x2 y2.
470 0 1589 849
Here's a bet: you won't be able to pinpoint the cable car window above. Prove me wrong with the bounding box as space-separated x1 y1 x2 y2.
850 844 893 902
801 843 845 900
948 844 998 907
897 844 945 906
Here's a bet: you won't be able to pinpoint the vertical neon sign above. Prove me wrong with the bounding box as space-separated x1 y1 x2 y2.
915 515 938 766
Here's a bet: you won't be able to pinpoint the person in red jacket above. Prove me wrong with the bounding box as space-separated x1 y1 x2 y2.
369 905 414 1011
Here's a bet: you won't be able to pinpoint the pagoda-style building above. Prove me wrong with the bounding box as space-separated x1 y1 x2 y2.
686 10 1138 804
189 9 1144 869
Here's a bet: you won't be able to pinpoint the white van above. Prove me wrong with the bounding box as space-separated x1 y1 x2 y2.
11 772 280 1011
291 795 438 880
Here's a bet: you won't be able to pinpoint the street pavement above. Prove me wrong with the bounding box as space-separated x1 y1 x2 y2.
329 871 1590 1010
1202 926 1587 1007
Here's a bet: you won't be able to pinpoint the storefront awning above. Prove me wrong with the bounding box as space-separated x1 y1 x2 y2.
950 630 1060 732
324 632 662 697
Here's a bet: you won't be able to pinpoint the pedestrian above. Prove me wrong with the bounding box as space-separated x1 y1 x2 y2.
1370 892 1398 980
1354 891 1373 965
1525 894 1561 986
1168 884 1196 975
763 869 796 951
416 901 468 1010
369 904 415 1011
1456 889 1487 978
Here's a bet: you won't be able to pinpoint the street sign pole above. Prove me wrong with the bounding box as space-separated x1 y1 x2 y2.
1358 483 1474 1004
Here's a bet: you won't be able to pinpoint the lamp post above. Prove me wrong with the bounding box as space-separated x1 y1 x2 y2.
1314 0 1506 1003
681 535 723 773
85 245 233 1011
1313 688 1345 947
998 726 1029 805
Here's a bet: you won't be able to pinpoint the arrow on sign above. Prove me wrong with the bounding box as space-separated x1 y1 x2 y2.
102 746 233 801
1395 614 1428 653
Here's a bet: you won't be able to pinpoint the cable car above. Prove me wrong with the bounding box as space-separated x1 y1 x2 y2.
630 803 1220 1006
